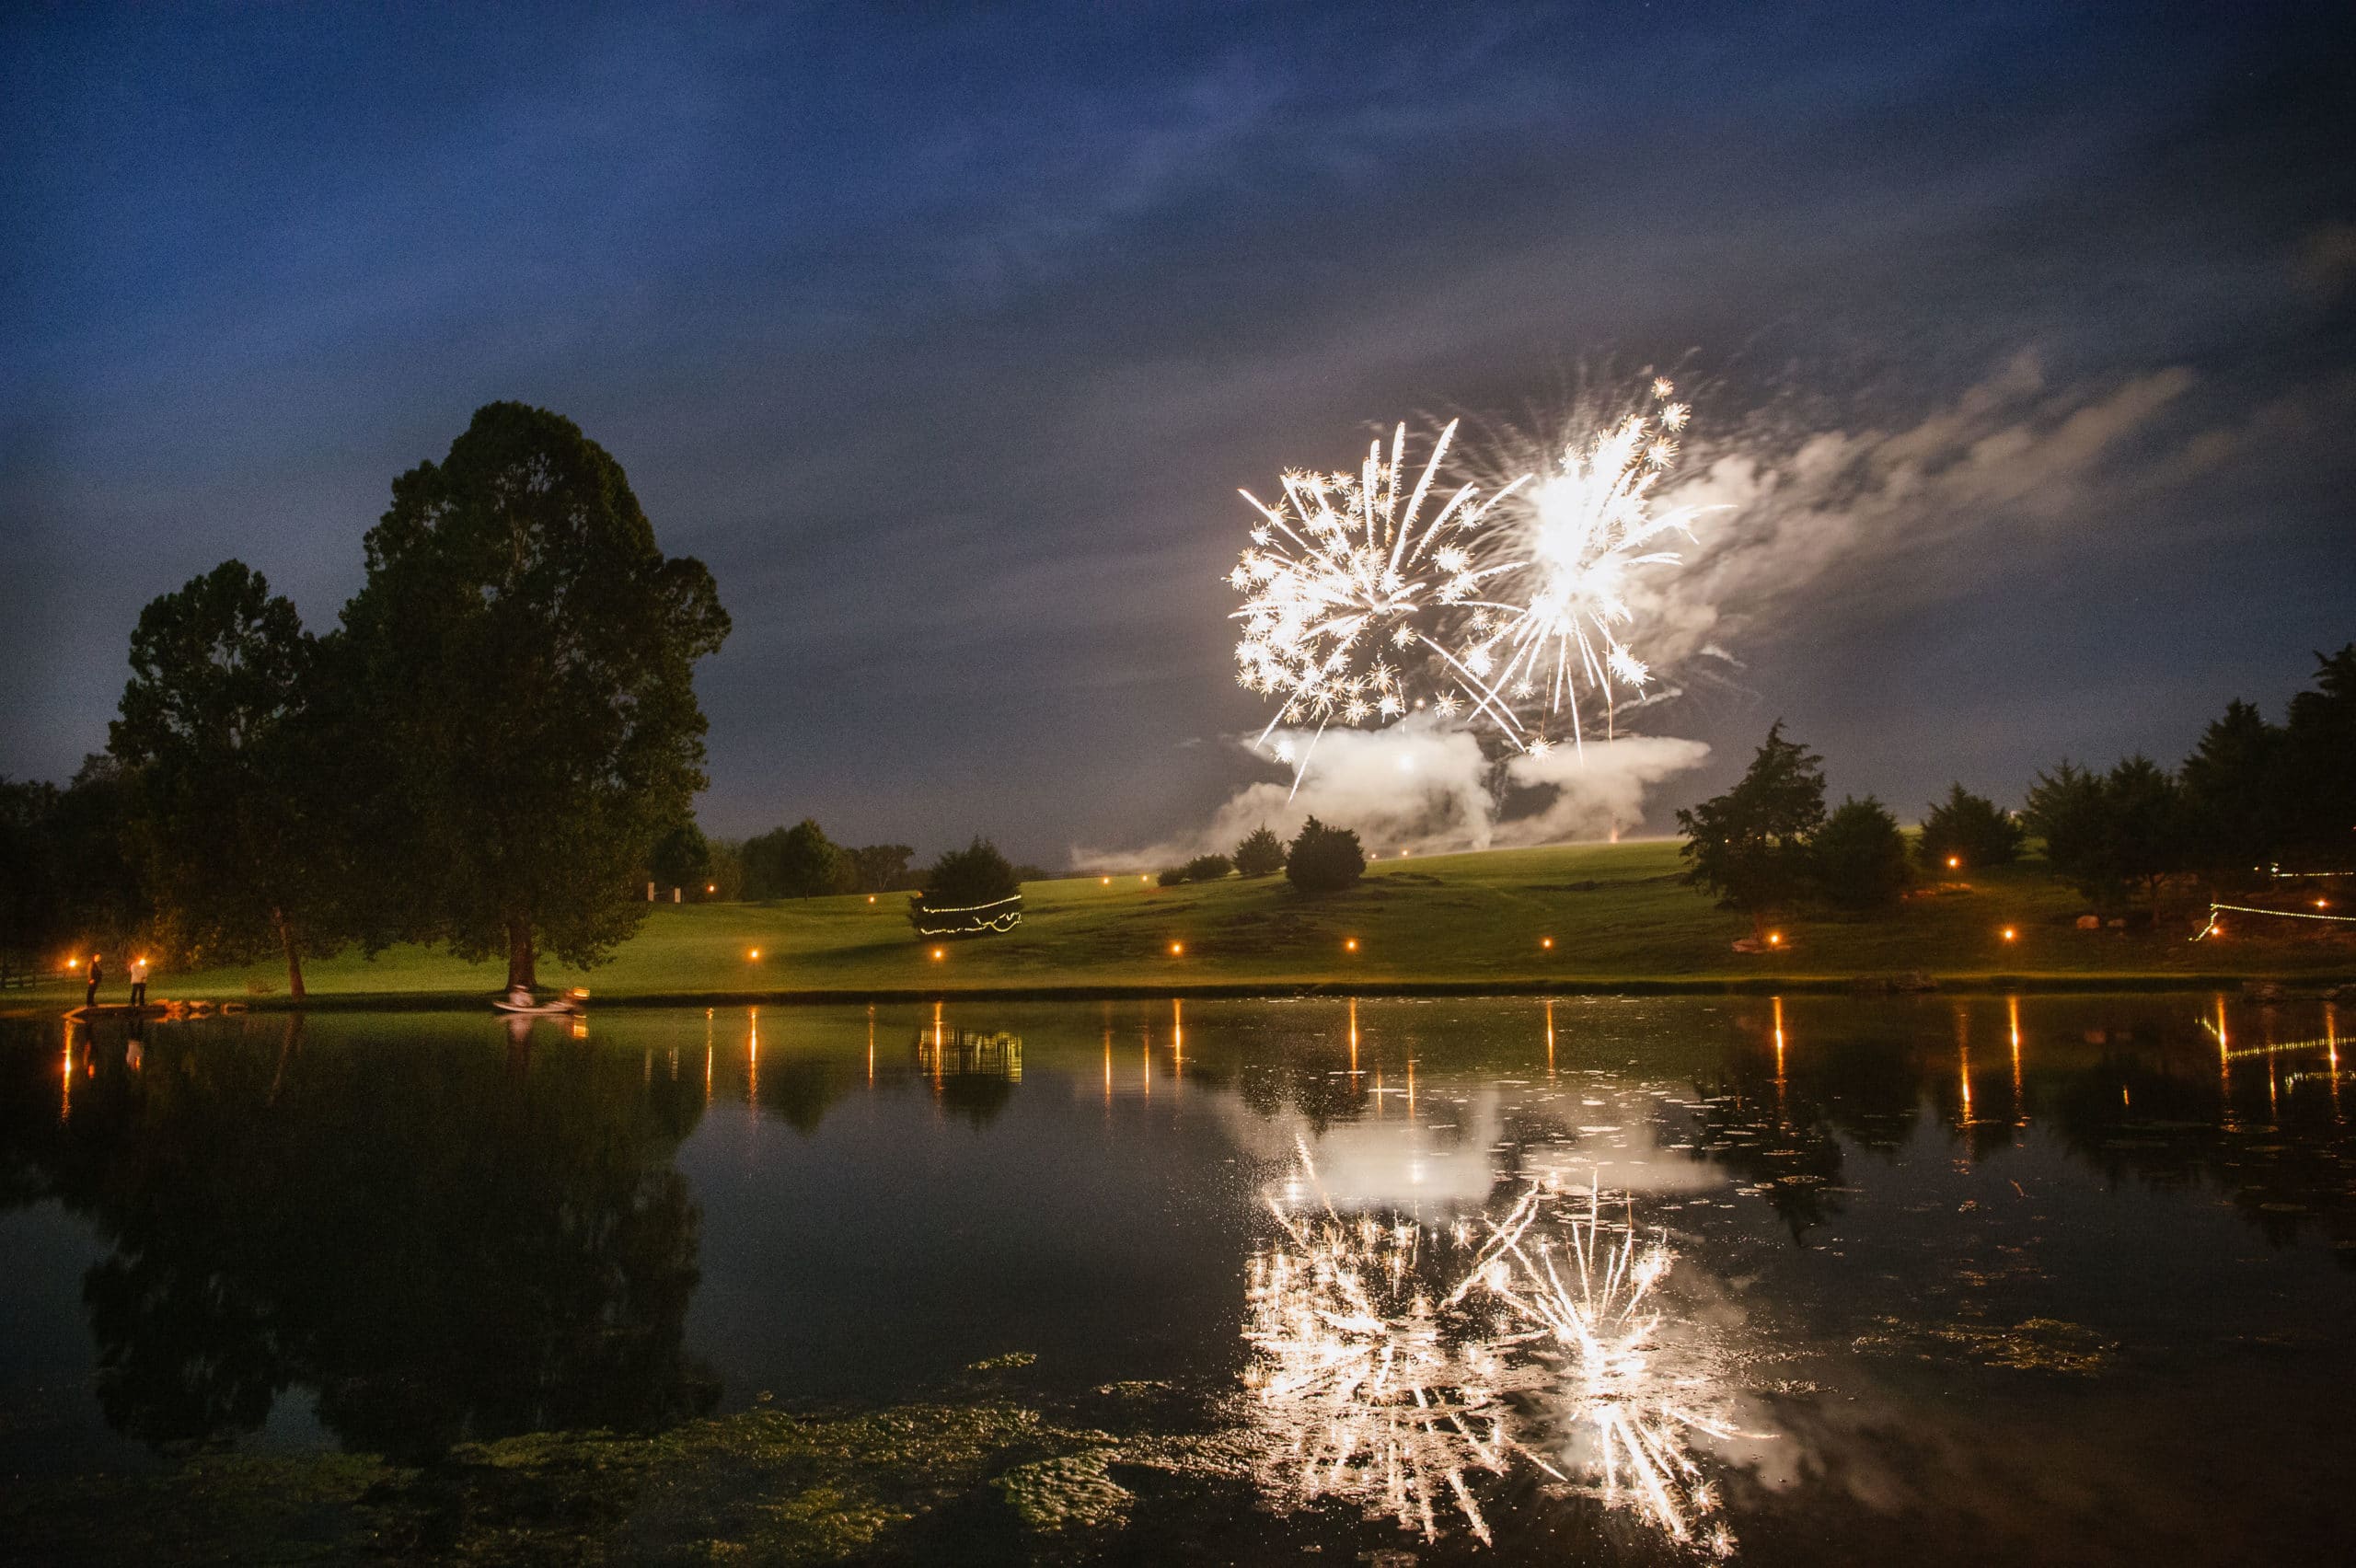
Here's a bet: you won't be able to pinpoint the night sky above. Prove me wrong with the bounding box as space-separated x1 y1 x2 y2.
5 2 2351 865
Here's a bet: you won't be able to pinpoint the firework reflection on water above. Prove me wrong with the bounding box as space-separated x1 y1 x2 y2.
1242 1146 1750 1555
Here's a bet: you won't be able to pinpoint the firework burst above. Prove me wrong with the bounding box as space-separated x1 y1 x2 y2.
1447 376 1716 754
1230 422 1525 775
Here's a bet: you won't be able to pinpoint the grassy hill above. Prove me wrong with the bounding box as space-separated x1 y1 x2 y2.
15 839 2350 1009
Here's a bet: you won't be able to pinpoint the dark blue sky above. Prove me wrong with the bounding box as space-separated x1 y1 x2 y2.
5 2 2350 863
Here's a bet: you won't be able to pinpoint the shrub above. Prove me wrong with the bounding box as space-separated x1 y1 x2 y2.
1916 784 2025 872
1232 826 1286 879
920 837 1021 905
1183 853 1233 882
1157 867 1187 887
907 838 1024 939
1285 817 1365 895
1813 796 1911 911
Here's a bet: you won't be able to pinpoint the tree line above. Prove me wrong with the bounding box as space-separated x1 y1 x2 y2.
1678 645 2355 933
2 403 729 997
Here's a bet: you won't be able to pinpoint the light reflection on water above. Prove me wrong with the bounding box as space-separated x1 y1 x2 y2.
3 993 2353 1562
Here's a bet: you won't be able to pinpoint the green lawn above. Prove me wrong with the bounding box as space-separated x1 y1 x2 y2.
15 840 2350 1009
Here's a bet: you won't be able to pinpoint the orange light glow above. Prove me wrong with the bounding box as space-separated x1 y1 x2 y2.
1170 941 1184 956
867 894 876 903
1946 855 1960 870
1541 936 1553 950
930 947 945 961
748 948 761 961
1767 931 1783 947
2001 927 2017 941
1102 876 1111 885
1345 938 1358 952
706 883 716 893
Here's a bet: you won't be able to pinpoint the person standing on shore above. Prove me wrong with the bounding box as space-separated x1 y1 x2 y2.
128 954 149 1009
84 954 103 1010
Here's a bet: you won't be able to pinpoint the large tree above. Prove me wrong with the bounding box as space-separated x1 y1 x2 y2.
340 403 729 990
2278 644 2356 871
1676 721 1825 936
2178 698 2282 886
108 562 342 997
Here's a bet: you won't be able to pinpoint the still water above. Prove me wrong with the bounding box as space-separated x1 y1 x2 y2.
3 995 2350 1563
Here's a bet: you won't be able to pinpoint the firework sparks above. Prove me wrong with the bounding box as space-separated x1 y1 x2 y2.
1230 422 1526 776
1242 1146 1749 1555
1449 377 1718 754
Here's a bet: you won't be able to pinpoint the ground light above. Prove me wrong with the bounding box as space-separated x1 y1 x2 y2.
1947 856 1960 870
930 947 944 961
1170 941 1184 956
1541 936 1553 950
748 948 761 961
2002 927 2017 942
866 894 876 904
1767 931 1784 947
1345 938 1358 952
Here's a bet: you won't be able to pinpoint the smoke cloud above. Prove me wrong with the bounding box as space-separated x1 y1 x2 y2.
1076 715 1708 870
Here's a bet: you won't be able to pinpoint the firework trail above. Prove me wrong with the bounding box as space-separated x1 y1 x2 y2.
1243 1146 1746 1555
1230 422 1526 783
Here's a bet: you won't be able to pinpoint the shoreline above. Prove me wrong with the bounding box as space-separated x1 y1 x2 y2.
10 971 2349 1019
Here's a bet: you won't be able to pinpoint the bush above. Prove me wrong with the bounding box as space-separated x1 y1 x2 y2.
1285 817 1365 895
1916 784 2025 872
1232 826 1286 879
1183 853 1233 882
907 837 1023 939
1813 796 1911 911
1157 867 1187 887
920 837 1021 905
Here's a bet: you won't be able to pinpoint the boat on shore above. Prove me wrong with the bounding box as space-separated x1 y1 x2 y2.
491 987 589 1017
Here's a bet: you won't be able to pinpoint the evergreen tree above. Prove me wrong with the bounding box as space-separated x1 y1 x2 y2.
1232 825 1286 879
1676 721 1825 935
1815 796 1912 911
2178 699 2281 886
1285 817 1366 895
1916 783 2026 872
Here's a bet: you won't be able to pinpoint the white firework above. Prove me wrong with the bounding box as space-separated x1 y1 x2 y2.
1230 421 1525 772
1447 377 1715 754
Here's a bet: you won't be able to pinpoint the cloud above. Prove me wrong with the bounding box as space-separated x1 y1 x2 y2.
1633 351 2207 664
1073 715 1708 869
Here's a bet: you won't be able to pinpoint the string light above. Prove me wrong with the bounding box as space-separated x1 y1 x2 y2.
911 894 1022 936
2194 900 2356 940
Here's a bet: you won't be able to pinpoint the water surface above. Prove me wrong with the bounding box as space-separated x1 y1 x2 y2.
3 994 2349 1563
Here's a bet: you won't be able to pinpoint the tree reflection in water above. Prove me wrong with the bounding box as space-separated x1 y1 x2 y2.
11 1013 716 1461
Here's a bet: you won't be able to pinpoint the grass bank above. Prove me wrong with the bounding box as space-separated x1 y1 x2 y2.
14 840 2350 1010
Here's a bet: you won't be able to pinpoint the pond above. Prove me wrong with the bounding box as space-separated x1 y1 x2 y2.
2 994 2350 1564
